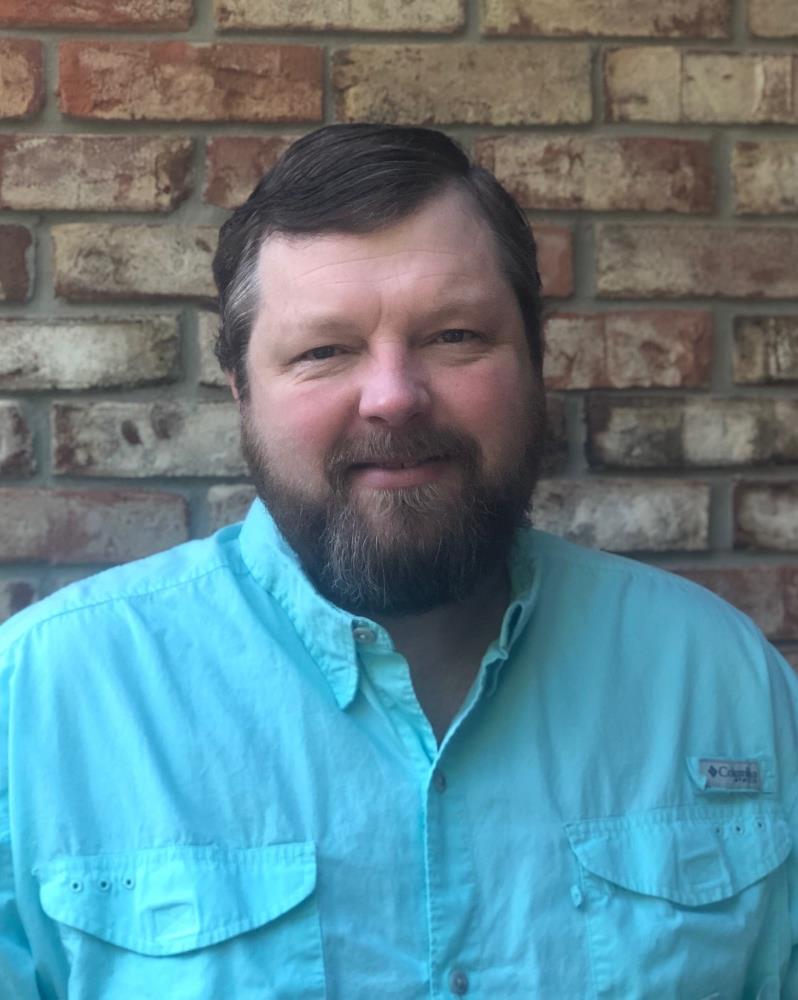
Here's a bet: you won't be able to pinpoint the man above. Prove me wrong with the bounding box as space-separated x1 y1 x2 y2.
0 125 796 998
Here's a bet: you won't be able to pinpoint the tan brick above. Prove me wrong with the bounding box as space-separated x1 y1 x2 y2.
732 140 798 215
0 488 188 564
604 47 682 123
476 135 713 213
735 482 798 551
0 136 192 213
59 41 323 123
0 581 35 623
53 224 216 302
683 52 794 123
544 311 712 390
587 397 798 468
0 226 32 303
0 317 180 391
749 0 798 38
0 403 34 476
596 224 798 299
0 0 192 28
333 44 591 126
0 40 44 120
216 0 463 31
53 401 244 478
207 484 256 532
534 479 710 552
198 312 225 387
204 135 295 209
733 316 798 385
675 564 798 640
483 0 729 37
535 225 573 299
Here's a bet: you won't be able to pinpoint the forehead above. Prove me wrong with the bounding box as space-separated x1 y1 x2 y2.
255 187 510 308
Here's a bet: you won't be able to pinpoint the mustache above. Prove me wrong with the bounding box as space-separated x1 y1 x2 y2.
326 425 480 480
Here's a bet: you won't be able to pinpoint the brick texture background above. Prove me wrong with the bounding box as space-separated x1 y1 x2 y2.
0 0 796 666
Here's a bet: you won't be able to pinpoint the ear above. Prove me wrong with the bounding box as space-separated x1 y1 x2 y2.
225 370 240 403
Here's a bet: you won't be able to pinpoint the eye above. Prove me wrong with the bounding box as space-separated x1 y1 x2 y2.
299 345 342 362
435 329 480 345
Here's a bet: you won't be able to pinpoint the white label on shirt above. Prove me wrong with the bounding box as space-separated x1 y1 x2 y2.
698 758 762 792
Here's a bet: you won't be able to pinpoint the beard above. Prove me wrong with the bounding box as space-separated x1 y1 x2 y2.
240 409 544 618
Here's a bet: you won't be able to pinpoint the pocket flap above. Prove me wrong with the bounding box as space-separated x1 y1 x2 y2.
36 842 316 956
565 811 791 906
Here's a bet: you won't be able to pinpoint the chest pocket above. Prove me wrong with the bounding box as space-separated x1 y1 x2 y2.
35 842 325 1000
565 809 792 999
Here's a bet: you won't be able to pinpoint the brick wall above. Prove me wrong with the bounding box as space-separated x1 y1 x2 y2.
0 0 796 666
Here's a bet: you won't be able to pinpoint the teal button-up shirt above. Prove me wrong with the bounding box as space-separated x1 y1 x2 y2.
1 500 797 998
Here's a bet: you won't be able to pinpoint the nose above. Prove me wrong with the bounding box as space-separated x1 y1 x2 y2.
357 351 430 427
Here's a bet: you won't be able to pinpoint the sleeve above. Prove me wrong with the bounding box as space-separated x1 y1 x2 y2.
0 646 43 999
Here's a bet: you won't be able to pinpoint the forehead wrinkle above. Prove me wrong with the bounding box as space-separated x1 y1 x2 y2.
283 247 481 283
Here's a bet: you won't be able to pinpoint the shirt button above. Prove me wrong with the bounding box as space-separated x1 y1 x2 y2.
450 969 469 995
432 768 447 793
352 625 377 644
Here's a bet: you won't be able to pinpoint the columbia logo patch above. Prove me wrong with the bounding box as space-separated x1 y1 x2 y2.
699 758 762 792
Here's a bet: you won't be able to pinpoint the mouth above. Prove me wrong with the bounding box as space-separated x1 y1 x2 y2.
347 455 450 489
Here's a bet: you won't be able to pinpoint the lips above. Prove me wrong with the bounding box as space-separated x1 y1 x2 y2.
353 455 442 470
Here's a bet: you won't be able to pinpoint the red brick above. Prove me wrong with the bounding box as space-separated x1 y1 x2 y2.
542 395 567 474
483 0 729 37
52 224 216 301
52 401 244 478
735 482 798 551
0 226 32 303
782 647 798 671
733 316 798 385
544 311 712 390
0 0 192 28
333 44 591 125
59 41 323 123
0 135 193 212
534 478 710 552
0 40 43 120
0 488 188 564
749 0 798 38
475 136 713 213
0 581 35 623
216 0 463 31
596 224 798 299
675 565 798 640
204 135 296 209
535 225 573 299
732 140 798 215
0 403 34 476
587 397 798 469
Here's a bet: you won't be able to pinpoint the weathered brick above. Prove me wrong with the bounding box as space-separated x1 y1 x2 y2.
476 135 713 213
535 225 573 299
53 224 216 302
544 311 712 390
59 41 323 123
0 0 192 28
749 0 798 38
0 403 34 476
0 226 32 303
676 564 798 640
52 401 244 478
204 135 295 209
735 482 798 551
542 395 567 474
0 317 180 391
732 140 798 215
596 224 798 299
0 580 35 623
605 47 797 123
333 44 591 125
0 40 44 120
0 136 193 212
0 488 188 564
216 0 463 31
207 484 256 532
733 316 798 385
587 397 798 469
534 479 710 552
483 0 729 37
198 312 225 388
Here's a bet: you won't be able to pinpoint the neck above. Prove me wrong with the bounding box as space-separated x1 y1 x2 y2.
373 564 511 744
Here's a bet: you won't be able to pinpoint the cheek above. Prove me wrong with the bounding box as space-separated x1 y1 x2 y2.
252 384 353 473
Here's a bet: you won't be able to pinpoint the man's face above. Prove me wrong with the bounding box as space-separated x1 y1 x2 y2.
235 187 545 616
